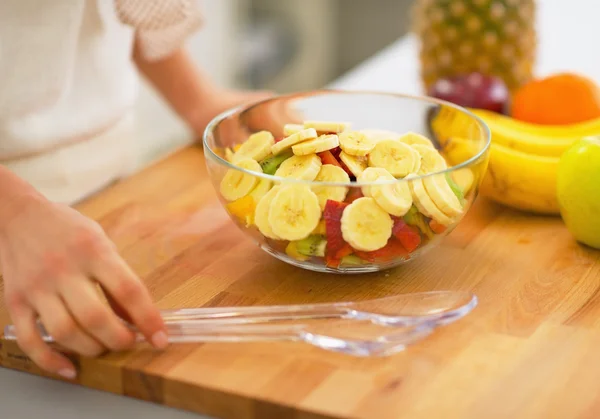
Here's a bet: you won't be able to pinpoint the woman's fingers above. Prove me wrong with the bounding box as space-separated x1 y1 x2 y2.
33 293 105 357
8 303 77 379
58 276 136 352
89 250 168 349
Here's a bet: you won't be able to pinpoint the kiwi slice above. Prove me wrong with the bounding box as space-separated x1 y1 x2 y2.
445 172 465 204
340 254 364 265
403 206 435 239
294 235 327 257
259 149 294 175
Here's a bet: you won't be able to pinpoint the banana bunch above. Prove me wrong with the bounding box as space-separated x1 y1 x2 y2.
431 107 600 215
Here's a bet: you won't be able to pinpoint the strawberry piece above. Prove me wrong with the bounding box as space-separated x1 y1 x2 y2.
345 188 364 204
392 217 422 253
318 150 343 168
323 200 350 268
354 239 409 263
330 146 342 158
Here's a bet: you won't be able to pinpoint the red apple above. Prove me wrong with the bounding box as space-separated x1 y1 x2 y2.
427 72 510 114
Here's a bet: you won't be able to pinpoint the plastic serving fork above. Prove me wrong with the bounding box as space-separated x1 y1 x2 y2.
3 291 477 357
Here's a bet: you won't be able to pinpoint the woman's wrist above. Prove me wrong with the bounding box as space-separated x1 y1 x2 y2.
0 166 46 236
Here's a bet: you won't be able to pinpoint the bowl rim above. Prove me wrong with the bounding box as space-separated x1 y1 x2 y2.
202 89 491 187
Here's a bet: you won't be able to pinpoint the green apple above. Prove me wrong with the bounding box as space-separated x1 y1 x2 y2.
557 136 600 249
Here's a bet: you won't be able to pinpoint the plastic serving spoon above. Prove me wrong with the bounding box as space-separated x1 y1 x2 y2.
3 291 477 357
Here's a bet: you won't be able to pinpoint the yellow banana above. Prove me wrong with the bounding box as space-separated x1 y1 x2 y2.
480 142 560 215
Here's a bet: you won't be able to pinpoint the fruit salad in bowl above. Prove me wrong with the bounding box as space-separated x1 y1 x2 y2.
203 90 490 273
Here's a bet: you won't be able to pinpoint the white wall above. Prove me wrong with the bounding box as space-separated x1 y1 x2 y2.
133 0 244 165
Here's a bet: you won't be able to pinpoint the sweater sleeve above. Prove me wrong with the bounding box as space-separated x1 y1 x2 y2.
114 0 203 61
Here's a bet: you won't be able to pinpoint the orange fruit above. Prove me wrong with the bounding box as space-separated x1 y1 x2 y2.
511 73 600 125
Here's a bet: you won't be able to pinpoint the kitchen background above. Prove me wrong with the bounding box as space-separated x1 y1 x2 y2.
135 0 414 165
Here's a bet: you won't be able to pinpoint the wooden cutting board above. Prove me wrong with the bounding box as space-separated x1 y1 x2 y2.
1 145 599 419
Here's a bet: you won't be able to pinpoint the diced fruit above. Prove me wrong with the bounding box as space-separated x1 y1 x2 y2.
368 140 419 178
429 219 447 234
392 218 422 253
271 128 318 156
285 241 309 261
339 151 367 178
357 167 395 198
219 158 262 202
259 149 293 175
423 174 463 218
427 73 510 115
318 150 343 168
268 185 322 241
312 164 350 210
404 206 435 240
338 131 376 156
226 195 255 226
283 124 304 136
294 235 327 257
345 188 364 204
324 200 349 255
411 144 448 175
312 220 326 235
341 197 393 252
451 168 475 195
254 186 283 240
234 130 275 161
340 254 364 266
292 134 340 156
408 176 455 227
354 238 409 263
445 172 465 204
274 154 322 181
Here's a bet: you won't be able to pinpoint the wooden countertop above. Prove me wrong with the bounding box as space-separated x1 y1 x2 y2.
1 145 599 419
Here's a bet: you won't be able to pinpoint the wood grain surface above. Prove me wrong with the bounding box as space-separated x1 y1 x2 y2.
1 145 599 419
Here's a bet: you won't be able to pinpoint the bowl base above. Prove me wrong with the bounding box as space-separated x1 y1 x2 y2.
259 244 407 275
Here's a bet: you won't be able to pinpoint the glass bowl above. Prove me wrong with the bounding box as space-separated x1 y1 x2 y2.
203 90 490 274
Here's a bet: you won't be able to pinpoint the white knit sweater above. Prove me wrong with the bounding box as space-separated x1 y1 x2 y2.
0 0 202 204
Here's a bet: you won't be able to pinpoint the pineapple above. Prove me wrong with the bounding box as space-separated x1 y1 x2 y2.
412 0 537 92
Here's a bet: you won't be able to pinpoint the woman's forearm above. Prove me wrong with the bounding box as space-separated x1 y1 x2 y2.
133 43 218 134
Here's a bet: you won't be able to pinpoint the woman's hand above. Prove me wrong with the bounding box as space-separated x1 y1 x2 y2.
0 196 167 379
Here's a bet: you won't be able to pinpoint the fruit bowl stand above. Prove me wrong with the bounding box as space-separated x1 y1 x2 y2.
1 1 599 419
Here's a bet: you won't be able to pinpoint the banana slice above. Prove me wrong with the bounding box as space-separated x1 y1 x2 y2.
268 185 322 241
304 120 351 133
292 134 339 156
339 151 367 177
357 167 395 197
451 167 474 195
311 164 351 209
274 154 322 180
371 179 413 217
341 197 393 252
411 144 448 175
254 185 282 239
271 128 318 156
423 174 463 218
398 132 436 148
219 158 262 201
338 131 376 156
234 131 275 162
408 176 454 226
283 123 304 136
368 139 418 178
